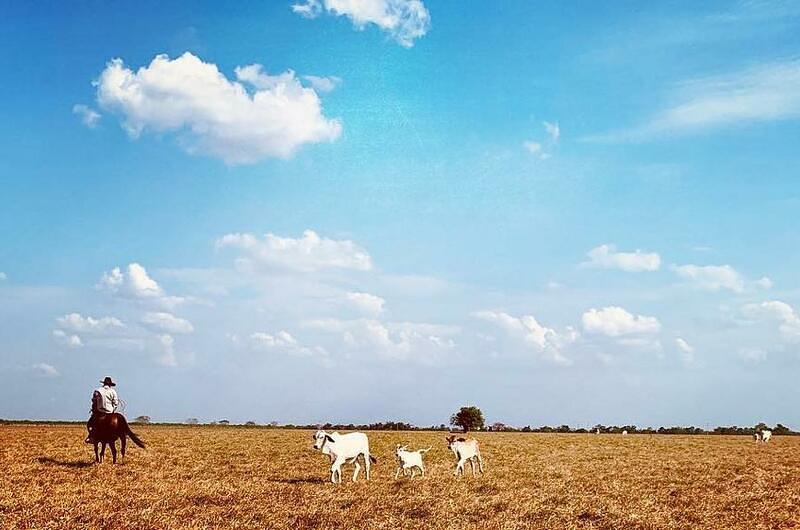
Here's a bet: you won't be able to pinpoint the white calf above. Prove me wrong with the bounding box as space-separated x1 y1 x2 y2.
446 435 484 477
754 432 761 442
394 444 431 479
312 430 376 483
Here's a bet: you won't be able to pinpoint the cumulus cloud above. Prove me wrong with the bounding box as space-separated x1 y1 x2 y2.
97 263 184 308
32 362 59 378
291 0 431 48
582 306 661 337
53 329 83 348
755 276 774 289
587 59 800 142
473 310 576 365
302 75 341 93
672 264 745 292
95 53 341 164
250 331 328 358
56 313 124 334
72 104 101 128
156 334 178 367
583 244 661 272
216 229 372 272
345 292 385 314
141 312 194 334
306 318 456 362
742 300 800 340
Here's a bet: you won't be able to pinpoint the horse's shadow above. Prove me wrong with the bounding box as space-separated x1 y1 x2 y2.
37 457 94 469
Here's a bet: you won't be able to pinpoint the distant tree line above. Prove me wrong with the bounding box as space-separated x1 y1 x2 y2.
1 411 796 436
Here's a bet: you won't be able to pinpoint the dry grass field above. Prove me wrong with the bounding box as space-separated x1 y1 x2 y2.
1 425 799 529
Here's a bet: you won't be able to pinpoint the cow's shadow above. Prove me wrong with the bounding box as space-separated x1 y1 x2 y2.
271 476 326 484
37 457 93 469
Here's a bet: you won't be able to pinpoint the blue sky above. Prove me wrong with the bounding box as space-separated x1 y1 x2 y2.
1 0 799 427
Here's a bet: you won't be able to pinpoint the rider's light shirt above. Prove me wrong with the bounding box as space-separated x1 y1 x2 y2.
92 385 119 413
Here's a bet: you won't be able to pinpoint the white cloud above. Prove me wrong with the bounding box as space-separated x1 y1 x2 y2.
292 0 431 48
306 318 456 362
250 331 328 358
95 53 341 164
302 75 341 93
32 362 59 378
742 300 800 340
739 347 767 363
0 272 7 281
755 276 774 289
52 329 83 348
523 121 560 159
583 244 661 272
543 121 560 142
588 59 800 142
98 263 185 308
473 310 576 365
675 337 694 364
56 313 124 334
582 306 661 337
216 229 372 272
72 104 101 128
141 312 194 334
98 263 162 298
522 141 544 155
156 334 178 367
672 264 745 292
345 292 385 314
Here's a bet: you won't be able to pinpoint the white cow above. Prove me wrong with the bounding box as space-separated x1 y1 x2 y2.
446 435 484 477
312 430 376 483
755 429 772 443
394 444 431 479
622 430 628 436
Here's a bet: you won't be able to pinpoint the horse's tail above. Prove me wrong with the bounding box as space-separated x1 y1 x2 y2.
120 416 146 448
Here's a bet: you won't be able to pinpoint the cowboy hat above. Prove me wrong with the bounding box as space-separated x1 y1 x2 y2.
100 376 116 386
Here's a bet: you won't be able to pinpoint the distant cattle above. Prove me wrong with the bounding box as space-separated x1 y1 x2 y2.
622 430 628 436
754 429 772 443
394 444 431 479
312 430 376 483
446 435 484 477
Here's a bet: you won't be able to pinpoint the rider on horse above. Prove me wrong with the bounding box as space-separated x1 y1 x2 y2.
85 376 119 443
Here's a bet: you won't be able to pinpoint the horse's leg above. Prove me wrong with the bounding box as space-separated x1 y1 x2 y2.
110 440 117 464
100 442 107 463
120 434 127 461
94 442 99 463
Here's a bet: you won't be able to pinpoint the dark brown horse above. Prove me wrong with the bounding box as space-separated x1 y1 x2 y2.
91 413 145 463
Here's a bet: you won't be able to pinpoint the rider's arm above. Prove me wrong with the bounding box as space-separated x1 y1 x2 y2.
111 389 119 411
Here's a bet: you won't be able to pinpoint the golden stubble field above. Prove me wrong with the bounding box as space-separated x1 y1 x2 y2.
1 425 799 529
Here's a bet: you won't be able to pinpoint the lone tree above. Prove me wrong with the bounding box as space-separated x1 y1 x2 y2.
450 406 485 432
133 415 151 424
